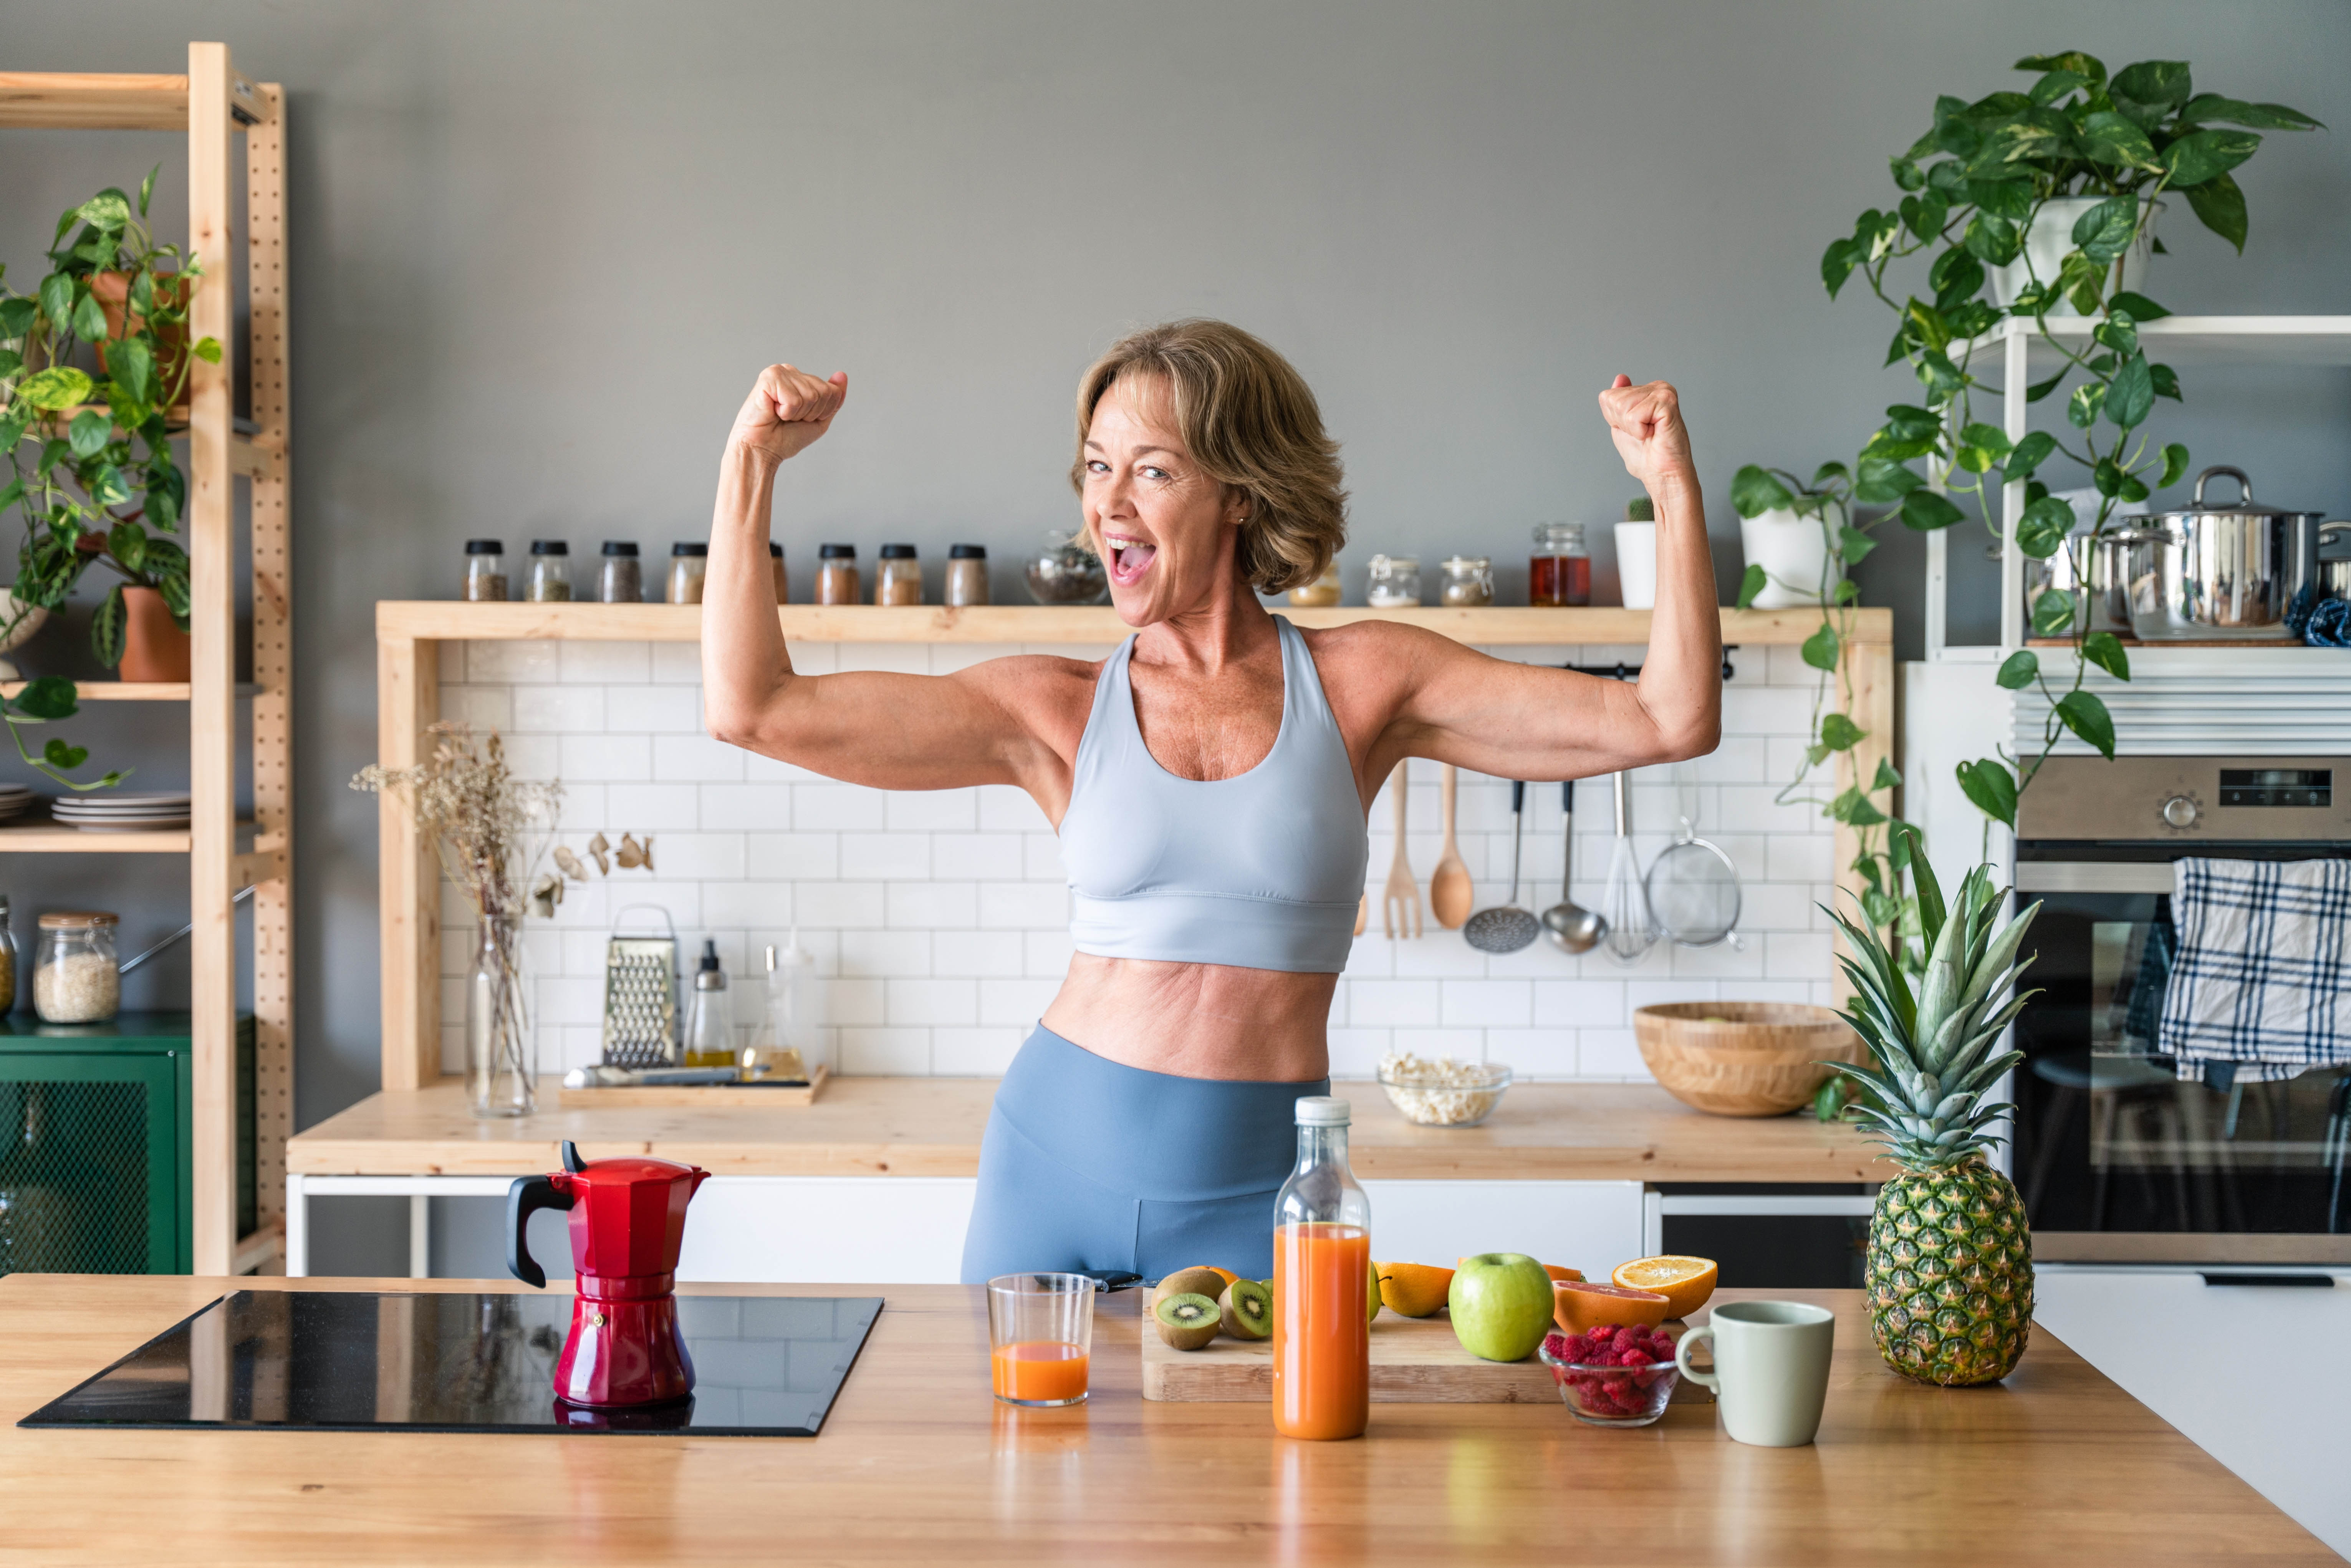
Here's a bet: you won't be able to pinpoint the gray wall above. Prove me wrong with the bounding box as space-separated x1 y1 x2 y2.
5 2 2348 1272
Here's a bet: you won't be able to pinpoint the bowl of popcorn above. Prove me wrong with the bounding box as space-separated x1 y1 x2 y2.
1375 1052 1513 1128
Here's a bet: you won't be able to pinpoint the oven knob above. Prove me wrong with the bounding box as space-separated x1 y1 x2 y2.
2161 794 2200 829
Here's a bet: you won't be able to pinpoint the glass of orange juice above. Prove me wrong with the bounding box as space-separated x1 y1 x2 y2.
987 1273 1095 1407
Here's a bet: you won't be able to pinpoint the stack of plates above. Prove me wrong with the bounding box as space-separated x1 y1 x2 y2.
0 784 32 824
51 790 192 832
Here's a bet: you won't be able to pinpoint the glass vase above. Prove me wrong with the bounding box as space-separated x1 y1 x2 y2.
464 914 535 1118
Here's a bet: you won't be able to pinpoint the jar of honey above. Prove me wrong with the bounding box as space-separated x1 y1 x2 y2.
1530 523 1590 607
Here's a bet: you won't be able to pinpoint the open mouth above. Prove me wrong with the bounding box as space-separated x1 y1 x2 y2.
1103 533 1158 586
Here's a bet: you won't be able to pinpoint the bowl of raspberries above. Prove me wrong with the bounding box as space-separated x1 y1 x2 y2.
1538 1322 1681 1427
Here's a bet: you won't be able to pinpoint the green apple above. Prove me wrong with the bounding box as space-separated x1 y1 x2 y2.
1448 1252 1553 1362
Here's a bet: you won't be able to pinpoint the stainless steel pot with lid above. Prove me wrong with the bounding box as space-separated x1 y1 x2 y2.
2128 466 2327 641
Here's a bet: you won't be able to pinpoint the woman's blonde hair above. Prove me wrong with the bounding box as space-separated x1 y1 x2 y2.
1070 320 1346 595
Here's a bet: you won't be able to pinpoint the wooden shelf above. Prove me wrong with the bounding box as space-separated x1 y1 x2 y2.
1961 314 2351 369
0 68 272 129
377 601 1888 647
0 818 264 855
0 682 263 702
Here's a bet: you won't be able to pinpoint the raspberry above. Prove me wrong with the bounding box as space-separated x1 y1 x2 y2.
1542 1330 1568 1361
1612 1328 1642 1354
1587 1323 1620 1340
1619 1349 1655 1368
1562 1334 1595 1362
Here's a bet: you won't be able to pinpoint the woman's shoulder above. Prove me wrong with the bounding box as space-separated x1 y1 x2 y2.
1293 616 1465 674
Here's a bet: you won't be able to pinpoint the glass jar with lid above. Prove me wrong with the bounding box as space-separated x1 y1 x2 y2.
1023 530 1106 604
1365 554 1422 608
769 541 789 604
35 911 119 1024
945 544 990 607
526 540 572 602
875 543 922 606
1439 555 1494 608
1530 522 1591 607
463 539 508 602
597 541 642 603
667 541 708 604
1287 563 1342 607
818 544 860 605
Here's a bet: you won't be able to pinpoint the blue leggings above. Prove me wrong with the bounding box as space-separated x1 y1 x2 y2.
959 1025 1327 1284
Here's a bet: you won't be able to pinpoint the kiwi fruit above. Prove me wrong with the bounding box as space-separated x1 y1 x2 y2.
1219 1278 1272 1340
1154 1292 1222 1351
1151 1267 1230 1318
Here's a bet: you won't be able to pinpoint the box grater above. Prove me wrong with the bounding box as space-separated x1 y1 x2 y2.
601 905 680 1069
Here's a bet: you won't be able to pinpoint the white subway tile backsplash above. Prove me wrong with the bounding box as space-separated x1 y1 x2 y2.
447 640 1837 1080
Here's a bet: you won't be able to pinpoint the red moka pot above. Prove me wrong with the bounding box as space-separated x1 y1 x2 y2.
508 1140 711 1408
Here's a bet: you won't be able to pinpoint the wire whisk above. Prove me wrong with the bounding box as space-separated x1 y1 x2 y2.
1599 770 1657 966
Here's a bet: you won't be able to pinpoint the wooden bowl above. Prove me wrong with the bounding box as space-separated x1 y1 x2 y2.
1632 1002 1864 1117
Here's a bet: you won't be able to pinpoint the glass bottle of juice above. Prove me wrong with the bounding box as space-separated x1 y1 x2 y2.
1271 1095 1371 1440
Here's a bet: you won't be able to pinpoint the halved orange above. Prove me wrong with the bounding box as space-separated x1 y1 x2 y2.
1376 1262 1454 1318
1611 1255 1717 1319
1541 1264 1585 1285
1187 1266 1239 1292
1553 1279 1671 1334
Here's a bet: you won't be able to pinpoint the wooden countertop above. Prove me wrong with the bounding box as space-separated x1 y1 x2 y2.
0 1274 2322 1565
288 1076 1900 1183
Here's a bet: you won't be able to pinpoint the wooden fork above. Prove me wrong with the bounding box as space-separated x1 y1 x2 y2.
1381 759 1423 939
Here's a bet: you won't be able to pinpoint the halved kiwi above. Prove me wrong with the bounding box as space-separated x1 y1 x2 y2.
1219 1277 1272 1340
1151 1267 1230 1318
1154 1291 1222 1351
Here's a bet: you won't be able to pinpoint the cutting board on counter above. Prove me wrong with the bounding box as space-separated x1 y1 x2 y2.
1142 1313 1559 1403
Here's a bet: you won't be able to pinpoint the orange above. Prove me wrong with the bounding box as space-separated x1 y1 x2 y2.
1375 1262 1455 1318
1185 1266 1239 1292
1541 1264 1585 1285
1552 1279 1671 1334
1611 1255 1718 1319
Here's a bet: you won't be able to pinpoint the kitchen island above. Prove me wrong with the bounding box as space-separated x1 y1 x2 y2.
0 1273 2324 1564
286 1078 1899 1279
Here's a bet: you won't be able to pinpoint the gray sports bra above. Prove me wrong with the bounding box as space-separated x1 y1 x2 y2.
1059 616 1368 974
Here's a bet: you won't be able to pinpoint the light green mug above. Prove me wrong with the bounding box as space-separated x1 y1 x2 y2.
1674 1300 1834 1447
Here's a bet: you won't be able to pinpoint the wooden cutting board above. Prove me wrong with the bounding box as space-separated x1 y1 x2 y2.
1142 1312 1560 1402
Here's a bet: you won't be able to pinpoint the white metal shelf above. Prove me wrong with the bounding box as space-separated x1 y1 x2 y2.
1958 314 2351 372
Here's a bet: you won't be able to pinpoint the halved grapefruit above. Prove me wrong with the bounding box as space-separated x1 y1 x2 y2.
1552 1278 1671 1334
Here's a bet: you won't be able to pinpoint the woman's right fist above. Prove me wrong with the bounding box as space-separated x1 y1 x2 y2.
729 363 848 465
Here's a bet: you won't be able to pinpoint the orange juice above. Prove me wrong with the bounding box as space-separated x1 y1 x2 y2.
992 1341 1089 1404
1272 1222 1369 1439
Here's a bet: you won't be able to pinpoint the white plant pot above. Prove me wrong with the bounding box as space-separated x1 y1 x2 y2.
1739 505 1839 609
1614 522 1658 609
0 591 49 655
1990 196 2156 315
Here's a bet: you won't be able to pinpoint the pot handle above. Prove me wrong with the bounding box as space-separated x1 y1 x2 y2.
2192 465 2253 508
507 1174 576 1289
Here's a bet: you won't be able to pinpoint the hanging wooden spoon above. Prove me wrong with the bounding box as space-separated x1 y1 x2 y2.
1428 764 1475 930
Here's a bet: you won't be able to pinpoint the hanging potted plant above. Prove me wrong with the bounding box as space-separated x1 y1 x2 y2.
0 166 219 682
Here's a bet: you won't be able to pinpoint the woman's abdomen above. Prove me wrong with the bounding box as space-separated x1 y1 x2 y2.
1040 953 1337 1081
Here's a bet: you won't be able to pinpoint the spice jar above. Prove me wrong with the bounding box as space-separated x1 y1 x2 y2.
1366 553 1422 608
875 543 922 606
598 541 643 603
1287 564 1342 607
770 541 789 604
1023 530 1107 604
1530 523 1591 607
945 544 989 608
526 540 572 602
35 911 119 1024
1439 555 1495 608
0 894 16 1013
667 542 708 604
818 544 860 606
463 540 508 602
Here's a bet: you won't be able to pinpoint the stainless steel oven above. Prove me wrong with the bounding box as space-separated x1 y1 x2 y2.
2013 756 2351 1265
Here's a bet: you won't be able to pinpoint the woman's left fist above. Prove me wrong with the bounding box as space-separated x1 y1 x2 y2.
1598 374 1695 493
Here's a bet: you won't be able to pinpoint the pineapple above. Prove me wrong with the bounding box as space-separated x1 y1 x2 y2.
1826 860 2040 1387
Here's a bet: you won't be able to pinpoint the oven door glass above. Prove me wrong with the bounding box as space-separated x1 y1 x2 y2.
2013 889 2351 1260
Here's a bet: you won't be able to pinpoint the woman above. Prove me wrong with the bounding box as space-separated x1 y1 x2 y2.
703 320 1720 1283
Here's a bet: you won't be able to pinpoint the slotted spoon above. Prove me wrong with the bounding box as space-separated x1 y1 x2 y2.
1464 780 1540 954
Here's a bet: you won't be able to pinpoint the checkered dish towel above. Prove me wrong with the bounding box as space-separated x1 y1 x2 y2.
2158 858 2351 1081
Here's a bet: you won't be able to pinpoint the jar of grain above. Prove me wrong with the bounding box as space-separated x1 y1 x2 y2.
1365 553 1422 608
526 540 572 602
0 894 16 1013
667 542 708 604
35 911 119 1024
463 539 508 602
598 541 643 603
945 544 989 607
770 541 789 604
875 543 922 606
817 544 860 606
1439 555 1494 608
1287 564 1343 607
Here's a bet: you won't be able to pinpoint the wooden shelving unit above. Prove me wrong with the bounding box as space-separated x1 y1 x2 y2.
0 46 293 1276
375 602 1893 1091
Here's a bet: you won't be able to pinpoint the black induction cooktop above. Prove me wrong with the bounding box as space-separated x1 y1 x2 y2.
20 1290 883 1437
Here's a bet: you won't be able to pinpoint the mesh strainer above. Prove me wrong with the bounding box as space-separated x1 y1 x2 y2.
1645 772 1743 949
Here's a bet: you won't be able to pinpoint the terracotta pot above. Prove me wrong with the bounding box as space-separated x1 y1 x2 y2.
89 270 192 414
1633 1002 1864 1117
118 585 190 683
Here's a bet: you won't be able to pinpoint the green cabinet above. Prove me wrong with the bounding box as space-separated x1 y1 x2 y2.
0 1013 254 1275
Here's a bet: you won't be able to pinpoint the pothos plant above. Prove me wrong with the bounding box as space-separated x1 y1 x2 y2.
1811 53 2319 830
1 165 219 668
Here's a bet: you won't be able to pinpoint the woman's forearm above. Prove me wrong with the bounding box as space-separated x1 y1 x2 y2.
702 441 795 747
1635 472 1723 757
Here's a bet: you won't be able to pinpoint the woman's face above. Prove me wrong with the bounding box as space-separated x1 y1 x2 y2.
1081 375 1245 626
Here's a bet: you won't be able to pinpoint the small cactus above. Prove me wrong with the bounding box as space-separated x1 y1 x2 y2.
1625 496 1654 522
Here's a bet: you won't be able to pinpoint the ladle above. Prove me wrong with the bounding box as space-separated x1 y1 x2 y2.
1541 779 1606 954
